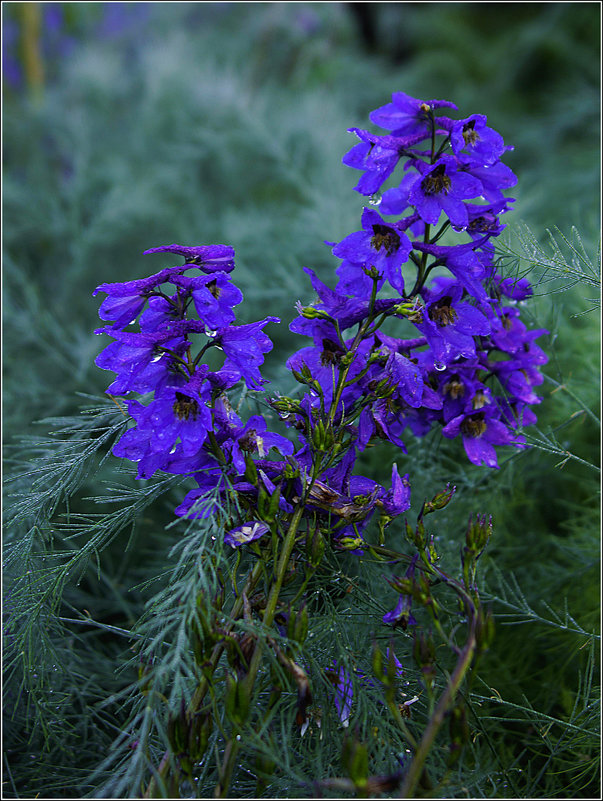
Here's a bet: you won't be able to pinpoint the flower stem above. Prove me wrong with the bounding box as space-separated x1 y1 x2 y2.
213 504 306 797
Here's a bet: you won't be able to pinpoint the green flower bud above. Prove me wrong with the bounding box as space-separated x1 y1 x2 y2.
225 673 250 727
342 737 369 789
306 527 325 567
447 704 469 767
423 483 456 514
475 606 495 653
188 709 212 762
372 642 385 682
413 631 436 690
336 535 364 551
465 513 492 554
244 453 258 485
296 303 333 321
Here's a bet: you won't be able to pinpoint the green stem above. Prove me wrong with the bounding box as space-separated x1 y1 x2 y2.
213 504 306 798
143 561 264 798
398 560 479 797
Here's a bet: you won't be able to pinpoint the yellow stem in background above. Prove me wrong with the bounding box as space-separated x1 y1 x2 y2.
20 3 45 100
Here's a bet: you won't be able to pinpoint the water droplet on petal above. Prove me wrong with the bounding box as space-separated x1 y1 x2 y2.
369 192 382 206
434 361 446 372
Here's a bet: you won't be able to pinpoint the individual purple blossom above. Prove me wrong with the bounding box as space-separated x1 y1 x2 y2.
407 155 483 228
224 415 294 474
342 127 427 195
224 521 270 548
292 267 398 334
411 239 493 310
169 273 243 329
174 464 239 518
218 316 280 390
368 91 457 136
94 327 188 395
463 198 513 240
112 368 213 478
383 555 419 628
328 664 354 727
332 207 413 295
143 243 236 274
379 465 411 517
93 267 186 329
450 114 509 166
441 406 525 469
491 274 533 301
464 161 518 204
415 277 491 366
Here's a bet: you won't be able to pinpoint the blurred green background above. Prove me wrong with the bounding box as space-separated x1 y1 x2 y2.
3 2 600 798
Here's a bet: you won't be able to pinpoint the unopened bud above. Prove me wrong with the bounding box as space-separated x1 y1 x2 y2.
475 606 495 653
342 737 369 789
423 484 456 514
447 704 469 766
225 674 250 727
413 630 436 690
372 642 385 683
295 302 333 321
405 517 426 549
306 527 325 567
466 513 492 555
336 536 364 551
188 709 212 761
362 265 382 280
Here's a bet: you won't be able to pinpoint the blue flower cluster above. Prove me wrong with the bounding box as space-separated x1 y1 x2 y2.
285 90 548 471
94 244 293 537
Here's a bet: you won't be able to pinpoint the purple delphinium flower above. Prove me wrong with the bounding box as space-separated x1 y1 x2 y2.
380 465 411 516
342 127 427 195
411 239 493 309
407 155 483 228
332 208 413 295
169 273 243 329
450 114 509 167
441 406 525 469
464 161 517 204
491 274 533 301
327 664 354 727
94 327 189 395
224 415 294 474
112 368 213 478
93 267 186 329
218 316 280 390
143 243 236 274
369 91 457 136
415 277 491 366
224 521 270 548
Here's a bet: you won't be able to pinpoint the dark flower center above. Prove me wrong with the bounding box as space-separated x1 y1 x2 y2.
443 376 465 399
460 414 487 438
173 392 199 421
238 430 258 452
468 215 496 233
421 163 451 196
371 224 400 255
462 120 480 147
502 314 513 330
320 338 345 366
429 297 457 326
207 279 222 299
